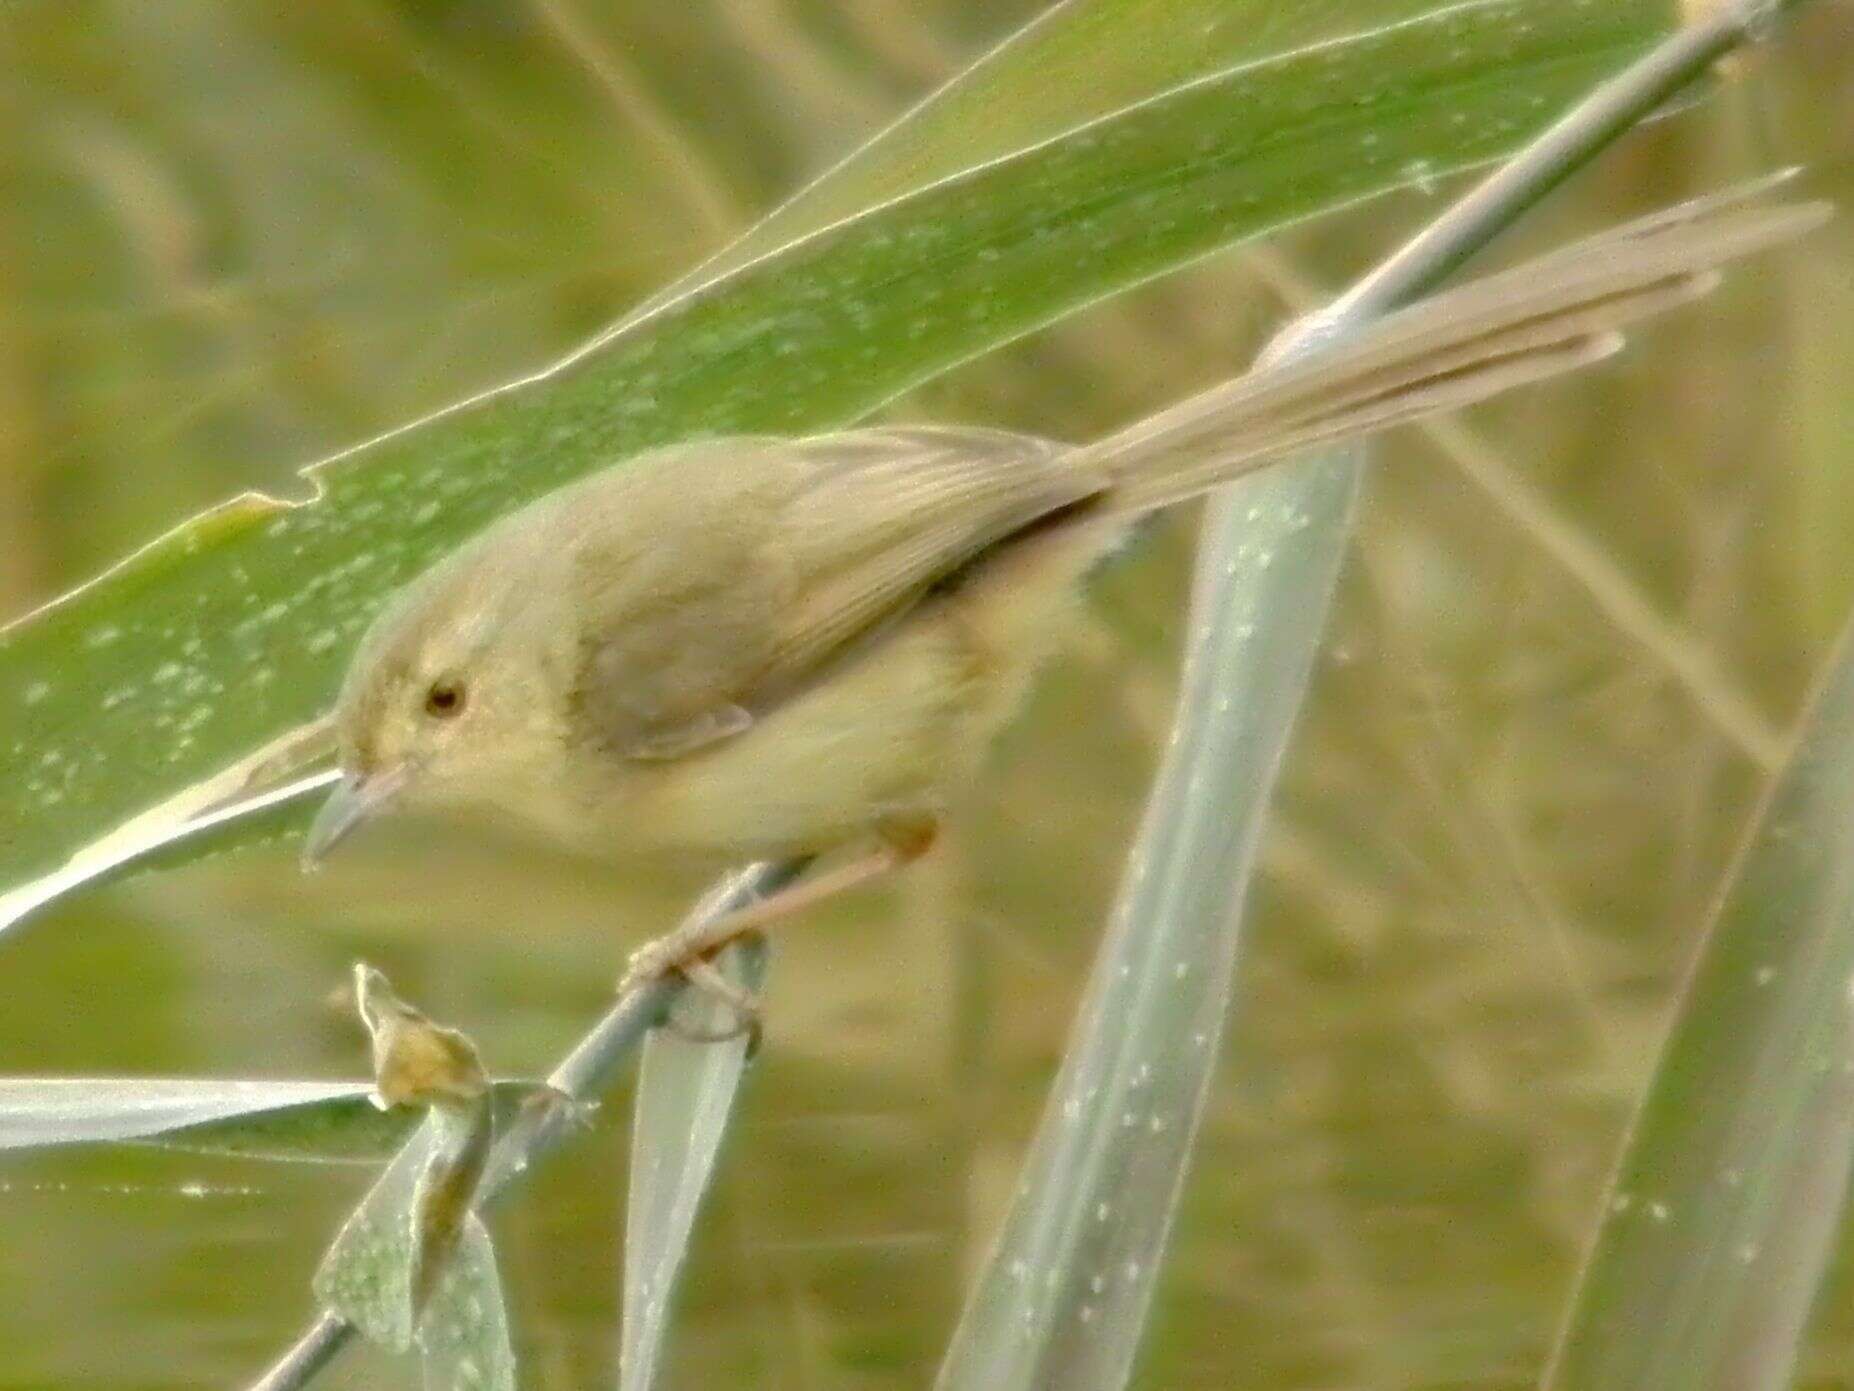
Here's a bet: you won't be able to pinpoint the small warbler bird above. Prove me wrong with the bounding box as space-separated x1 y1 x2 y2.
303 187 1827 1002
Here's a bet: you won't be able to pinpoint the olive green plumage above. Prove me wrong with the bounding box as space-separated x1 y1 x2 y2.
306 190 1828 875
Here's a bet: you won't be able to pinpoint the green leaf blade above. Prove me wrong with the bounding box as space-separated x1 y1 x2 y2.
935 456 1364 1391
0 1076 549 1163
1546 619 1854 1391
0 1077 367 1150
632 0 1499 311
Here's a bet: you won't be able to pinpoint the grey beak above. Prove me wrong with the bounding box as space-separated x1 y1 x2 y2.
302 766 406 871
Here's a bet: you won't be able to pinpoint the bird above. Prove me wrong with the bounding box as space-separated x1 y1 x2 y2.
301 185 1827 1016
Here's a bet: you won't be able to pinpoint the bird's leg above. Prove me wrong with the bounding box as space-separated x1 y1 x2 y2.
622 845 905 995
623 817 939 1039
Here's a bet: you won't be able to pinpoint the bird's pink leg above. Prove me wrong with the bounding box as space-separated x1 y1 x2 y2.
624 818 939 1041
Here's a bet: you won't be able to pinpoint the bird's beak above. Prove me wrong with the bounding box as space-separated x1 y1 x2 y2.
301 765 407 871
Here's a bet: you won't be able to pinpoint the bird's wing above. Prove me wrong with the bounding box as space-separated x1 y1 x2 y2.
569 427 1095 761
759 425 1099 699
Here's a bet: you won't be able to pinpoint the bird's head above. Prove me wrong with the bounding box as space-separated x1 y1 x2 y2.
303 524 575 868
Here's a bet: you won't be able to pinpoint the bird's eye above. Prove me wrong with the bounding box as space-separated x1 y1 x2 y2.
423 679 466 719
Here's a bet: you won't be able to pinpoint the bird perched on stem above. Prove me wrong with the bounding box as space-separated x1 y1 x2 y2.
303 184 1828 1022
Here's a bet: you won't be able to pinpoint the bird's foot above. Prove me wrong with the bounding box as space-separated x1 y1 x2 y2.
620 937 763 1053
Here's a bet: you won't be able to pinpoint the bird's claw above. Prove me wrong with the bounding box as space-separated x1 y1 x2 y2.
617 939 681 999
619 941 763 1054
662 1002 762 1056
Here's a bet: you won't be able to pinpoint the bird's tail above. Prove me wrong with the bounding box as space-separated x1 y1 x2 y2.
1079 180 1830 517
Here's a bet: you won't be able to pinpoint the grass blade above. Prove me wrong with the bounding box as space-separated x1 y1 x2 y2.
0 1077 547 1162
0 0 1668 931
1543 623 1854 1389
936 446 1366 1391
156 1082 545 1165
618 940 767 1391
0 1077 362 1149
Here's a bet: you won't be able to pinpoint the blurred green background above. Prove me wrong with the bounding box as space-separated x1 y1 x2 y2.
5 2 1854 1387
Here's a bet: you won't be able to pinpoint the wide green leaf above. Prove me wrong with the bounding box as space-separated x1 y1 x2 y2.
1544 625 1854 1388
634 0 1512 316
0 0 1667 931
